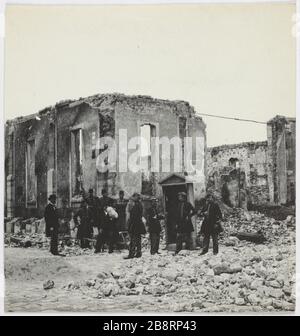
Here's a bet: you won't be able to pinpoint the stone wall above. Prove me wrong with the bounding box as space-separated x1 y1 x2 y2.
267 116 296 205
5 93 206 217
207 141 270 207
206 115 296 208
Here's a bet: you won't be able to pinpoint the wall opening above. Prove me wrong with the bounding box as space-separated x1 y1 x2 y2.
229 157 239 169
26 139 37 207
70 128 83 198
140 123 156 195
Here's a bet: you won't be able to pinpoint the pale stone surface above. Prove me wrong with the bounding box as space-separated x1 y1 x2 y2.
4 209 296 313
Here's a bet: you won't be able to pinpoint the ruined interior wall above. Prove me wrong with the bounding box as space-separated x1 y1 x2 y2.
6 94 206 217
9 116 50 217
115 98 206 202
56 103 100 207
97 107 116 196
267 116 296 205
207 141 269 206
286 120 296 204
115 99 180 200
186 116 206 201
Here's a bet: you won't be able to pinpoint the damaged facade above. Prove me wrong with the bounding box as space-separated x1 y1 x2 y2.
206 116 296 208
5 94 207 228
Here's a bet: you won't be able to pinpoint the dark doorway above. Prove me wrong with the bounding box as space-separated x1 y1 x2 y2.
164 184 187 244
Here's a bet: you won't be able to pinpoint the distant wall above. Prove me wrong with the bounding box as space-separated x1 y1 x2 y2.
207 141 270 206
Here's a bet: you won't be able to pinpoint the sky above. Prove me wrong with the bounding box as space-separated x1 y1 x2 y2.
4 3 296 147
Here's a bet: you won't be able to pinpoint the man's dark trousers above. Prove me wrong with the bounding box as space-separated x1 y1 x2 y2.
50 229 59 255
95 230 115 252
150 232 160 255
175 232 191 253
202 233 218 254
128 233 142 257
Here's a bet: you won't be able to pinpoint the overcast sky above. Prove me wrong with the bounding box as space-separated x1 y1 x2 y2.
4 4 296 147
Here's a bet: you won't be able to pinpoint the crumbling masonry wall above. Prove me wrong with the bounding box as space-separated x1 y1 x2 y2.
5 93 206 217
206 116 296 208
267 116 296 205
207 141 270 207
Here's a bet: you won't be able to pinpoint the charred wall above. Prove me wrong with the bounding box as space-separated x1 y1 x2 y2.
5 93 206 217
207 141 270 207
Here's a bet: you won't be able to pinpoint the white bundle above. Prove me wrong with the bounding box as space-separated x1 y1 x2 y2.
106 206 119 219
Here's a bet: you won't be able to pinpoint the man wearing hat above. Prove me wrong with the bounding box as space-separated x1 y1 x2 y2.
147 198 164 255
74 199 93 249
124 193 146 259
200 193 223 255
95 188 115 253
175 192 196 254
85 188 100 228
44 194 61 256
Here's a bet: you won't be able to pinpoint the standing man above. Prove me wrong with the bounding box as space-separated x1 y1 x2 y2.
200 193 223 255
175 192 196 255
74 199 93 249
94 188 114 253
124 193 146 259
147 198 164 255
115 190 129 232
105 205 119 253
58 199 72 235
44 194 63 256
85 188 100 228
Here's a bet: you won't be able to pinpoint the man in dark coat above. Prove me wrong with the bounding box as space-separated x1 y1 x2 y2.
95 189 114 253
74 199 93 248
115 190 129 231
175 192 196 254
85 188 100 228
200 193 223 255
147 198 164 255
44 194 62 256
57 198 72 235
124 193 146 259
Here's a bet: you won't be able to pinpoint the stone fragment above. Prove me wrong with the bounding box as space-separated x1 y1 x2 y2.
43 280 54 290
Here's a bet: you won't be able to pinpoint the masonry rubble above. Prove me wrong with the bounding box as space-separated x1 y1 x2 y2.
33 208 296 312
5 93 206 220
206 116 296 210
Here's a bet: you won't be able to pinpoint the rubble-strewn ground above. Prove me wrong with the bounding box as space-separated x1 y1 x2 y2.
4 210 296 313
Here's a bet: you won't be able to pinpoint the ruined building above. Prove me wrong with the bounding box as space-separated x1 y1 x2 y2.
5 93 207 244
207 116 296 208
5 91 295 240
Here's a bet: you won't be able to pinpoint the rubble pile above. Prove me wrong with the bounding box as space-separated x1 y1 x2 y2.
5 217 46 235
220 209 296 245
60 238 295 312
4 232 49 249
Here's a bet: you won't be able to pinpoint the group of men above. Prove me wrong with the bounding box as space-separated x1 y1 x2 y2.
44 188 223 258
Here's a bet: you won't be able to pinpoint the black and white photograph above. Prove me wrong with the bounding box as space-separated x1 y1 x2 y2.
1 0 298 315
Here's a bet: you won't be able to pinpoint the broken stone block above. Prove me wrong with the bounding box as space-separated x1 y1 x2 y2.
247 293 261 305
67 281 81 290
162 270 178 282
102 283 120 297
135 268 143 275
224 237 239 246
250 279 264 290
272 300 294 311
213 264 242 275
36 218 46 234
236 232 267 244
85 279 96 287
265 280 282 289
235 298 246 305
158 260 168 267
97 271 110 280
264 288 284 299
43 280 55 290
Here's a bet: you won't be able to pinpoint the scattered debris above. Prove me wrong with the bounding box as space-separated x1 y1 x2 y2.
43 280 55 290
